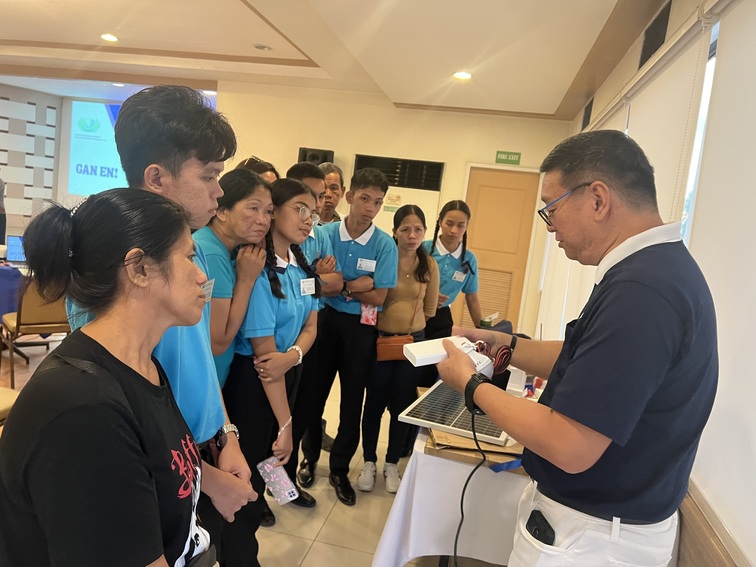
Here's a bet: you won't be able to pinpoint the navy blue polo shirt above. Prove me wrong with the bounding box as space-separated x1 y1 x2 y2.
524 233 718 523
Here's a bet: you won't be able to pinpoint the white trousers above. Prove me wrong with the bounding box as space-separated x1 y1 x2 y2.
508 482 678 567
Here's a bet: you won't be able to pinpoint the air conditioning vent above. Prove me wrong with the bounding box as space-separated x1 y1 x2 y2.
354 154 444 191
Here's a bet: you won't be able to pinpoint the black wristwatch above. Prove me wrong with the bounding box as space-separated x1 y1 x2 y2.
341 281 352 298
214 423 240 449
465 373 492 415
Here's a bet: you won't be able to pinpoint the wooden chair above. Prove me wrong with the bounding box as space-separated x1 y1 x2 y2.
1 282 70 389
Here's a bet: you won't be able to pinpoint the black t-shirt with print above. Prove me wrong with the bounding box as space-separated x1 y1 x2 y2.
0 330 208 566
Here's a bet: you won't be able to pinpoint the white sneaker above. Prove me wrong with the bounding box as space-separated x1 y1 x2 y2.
383 463 401 494
357 461 377 492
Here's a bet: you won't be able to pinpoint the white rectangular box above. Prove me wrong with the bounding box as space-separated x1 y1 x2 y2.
403 336 470 367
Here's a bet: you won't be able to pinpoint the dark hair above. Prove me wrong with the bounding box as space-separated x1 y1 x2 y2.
540 130 658 210
431 200 475 275
319 162 344 186
264 178 321 299
393 205 432 284
24 189 190 313
235 156 281 180
350 167 388 194
211 169 271 224
286 162 326 182
115 85 237 187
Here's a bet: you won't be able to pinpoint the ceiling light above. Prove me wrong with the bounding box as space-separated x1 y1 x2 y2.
202 90 218 96
101 33 119 42
453 71 472 81
112 83 125 87
254 44 272 51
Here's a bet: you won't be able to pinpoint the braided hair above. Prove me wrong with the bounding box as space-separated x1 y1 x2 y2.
264 178 322 299
431 200 475 274
393 204 432 283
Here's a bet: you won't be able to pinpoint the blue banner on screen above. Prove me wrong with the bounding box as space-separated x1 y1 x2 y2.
68 100 127 196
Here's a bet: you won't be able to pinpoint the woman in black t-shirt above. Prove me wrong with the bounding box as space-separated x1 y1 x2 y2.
0 189 215 567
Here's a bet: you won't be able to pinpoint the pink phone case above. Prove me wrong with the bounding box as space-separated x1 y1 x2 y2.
256 456 299 505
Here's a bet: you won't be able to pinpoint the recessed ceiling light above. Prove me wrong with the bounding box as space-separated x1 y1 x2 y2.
101 33 119 42
254 44 272 51
202 90 218 96
453 71 472 81
112 83 125 87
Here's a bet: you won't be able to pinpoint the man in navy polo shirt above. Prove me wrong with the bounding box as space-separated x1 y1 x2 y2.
438 130 717 566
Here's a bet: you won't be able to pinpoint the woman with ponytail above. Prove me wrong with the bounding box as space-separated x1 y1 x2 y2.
0 189 215 567
420 200 482 385
222 178 320 567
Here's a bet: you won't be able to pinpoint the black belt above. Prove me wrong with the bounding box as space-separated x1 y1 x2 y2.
536 484 655 525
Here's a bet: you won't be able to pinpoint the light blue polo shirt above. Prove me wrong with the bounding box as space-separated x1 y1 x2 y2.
301 225 340 310
422 238 479 308
322 219 398 315
235 249 318 356
66 245 225 444
193 226 236 386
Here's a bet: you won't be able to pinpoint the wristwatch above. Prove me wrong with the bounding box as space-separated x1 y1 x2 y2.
464 373 492 415
214 423 240 449
341 281 352 298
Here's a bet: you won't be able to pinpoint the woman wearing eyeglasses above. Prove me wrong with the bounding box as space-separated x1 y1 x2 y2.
420 201 482 384
222 178 320 567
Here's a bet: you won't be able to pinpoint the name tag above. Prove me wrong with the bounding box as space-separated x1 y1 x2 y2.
201 279 215 302
452 270 466 283
357 258 377 272
300 278 316 296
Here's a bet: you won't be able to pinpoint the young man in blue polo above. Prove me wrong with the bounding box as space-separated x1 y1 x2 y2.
297 167 398 505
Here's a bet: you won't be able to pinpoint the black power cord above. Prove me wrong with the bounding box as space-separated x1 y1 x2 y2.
452 412 488 567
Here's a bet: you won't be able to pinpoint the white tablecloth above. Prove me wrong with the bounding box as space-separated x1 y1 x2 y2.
373 430 530 567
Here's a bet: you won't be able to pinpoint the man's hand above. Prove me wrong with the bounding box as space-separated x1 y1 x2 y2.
217 435 252 482
235 244 266 283
348 275 374 293
314 254 336 275
202 463 257 522
437 292 449 308
436 339 477 392
451 325 508 353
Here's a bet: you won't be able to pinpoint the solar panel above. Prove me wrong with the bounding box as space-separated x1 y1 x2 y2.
399 380 510 446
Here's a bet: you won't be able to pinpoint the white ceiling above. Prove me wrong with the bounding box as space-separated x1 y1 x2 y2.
0 0 666 120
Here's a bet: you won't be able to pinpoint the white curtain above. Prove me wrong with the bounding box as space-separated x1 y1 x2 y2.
534 8 712 340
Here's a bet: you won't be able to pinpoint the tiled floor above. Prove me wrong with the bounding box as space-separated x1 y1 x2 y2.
0 336 502 567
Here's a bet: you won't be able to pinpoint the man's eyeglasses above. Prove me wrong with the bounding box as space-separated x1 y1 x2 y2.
286 204 319 224
537 182 593 226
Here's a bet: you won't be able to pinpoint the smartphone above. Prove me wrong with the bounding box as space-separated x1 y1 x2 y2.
256 456 299 505
525 509 555 545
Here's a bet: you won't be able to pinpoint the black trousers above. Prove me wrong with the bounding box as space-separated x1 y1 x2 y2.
362 330 425 464
218 354 300 567
286 338 320 483
418 306 453 387
300 306 378 475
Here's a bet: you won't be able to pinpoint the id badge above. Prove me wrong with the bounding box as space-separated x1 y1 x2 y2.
201 279 215 302
360 303 378 326
300 278 316 296
452 270 466 283
357 258 377 272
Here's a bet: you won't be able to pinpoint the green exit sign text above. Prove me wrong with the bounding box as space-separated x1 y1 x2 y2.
496 151 521 165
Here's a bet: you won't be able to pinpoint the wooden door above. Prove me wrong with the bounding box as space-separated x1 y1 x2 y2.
452 167 541 331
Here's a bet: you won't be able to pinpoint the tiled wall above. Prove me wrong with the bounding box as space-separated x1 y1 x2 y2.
0 84 62 236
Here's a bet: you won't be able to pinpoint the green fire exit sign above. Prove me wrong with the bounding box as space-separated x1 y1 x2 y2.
496 151 521 165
